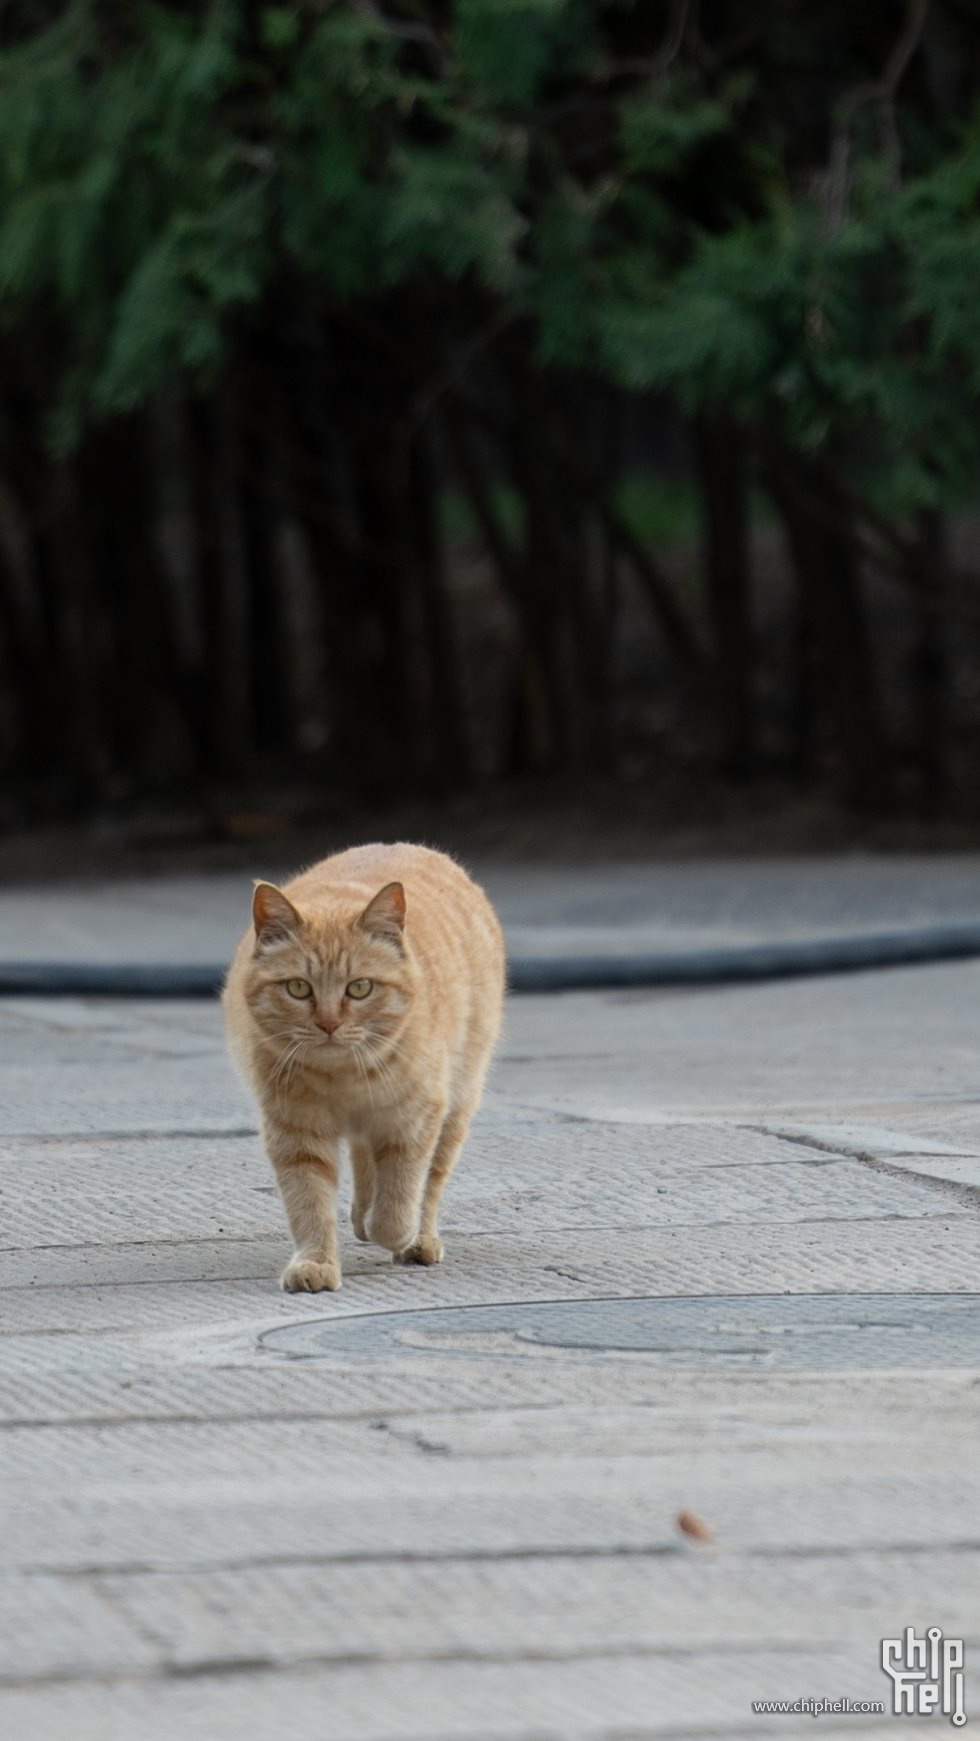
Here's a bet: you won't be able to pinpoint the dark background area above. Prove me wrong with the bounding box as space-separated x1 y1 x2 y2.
4 0 980 865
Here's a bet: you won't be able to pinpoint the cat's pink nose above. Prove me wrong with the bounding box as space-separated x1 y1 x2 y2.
315 1015 340 1035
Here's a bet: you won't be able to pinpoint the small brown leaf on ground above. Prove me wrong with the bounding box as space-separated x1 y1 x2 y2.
677 1508 714 1543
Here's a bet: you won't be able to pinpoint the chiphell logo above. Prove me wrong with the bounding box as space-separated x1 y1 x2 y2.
881 1627 967 1726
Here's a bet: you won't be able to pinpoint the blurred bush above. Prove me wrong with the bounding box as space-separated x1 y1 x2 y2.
1 0 980 818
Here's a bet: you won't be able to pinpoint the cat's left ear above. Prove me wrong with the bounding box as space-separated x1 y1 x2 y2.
358 881 406 950
252 882 302 949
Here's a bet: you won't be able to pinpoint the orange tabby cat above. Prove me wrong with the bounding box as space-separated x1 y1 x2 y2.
224 843 505 1292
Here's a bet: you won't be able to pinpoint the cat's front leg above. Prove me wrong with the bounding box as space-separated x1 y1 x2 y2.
265 1125 342 1292
365 1105 444 1258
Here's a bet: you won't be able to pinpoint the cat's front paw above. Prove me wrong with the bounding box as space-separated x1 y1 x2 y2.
281 1256 342 1293
394 1234 444 1267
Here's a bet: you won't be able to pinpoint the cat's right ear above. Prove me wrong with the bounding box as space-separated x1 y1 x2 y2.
252 882 302 950
358 881 406 949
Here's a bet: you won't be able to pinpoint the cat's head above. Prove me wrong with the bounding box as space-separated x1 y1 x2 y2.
243 880 415 1059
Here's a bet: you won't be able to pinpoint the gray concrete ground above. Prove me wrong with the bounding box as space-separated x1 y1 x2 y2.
1 855 979 1739
7 849 980 964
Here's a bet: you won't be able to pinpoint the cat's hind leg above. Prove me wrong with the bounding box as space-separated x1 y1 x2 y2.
349 1139 374 1242
366 1104 444 1258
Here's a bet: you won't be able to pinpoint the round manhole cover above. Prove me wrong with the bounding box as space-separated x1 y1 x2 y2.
262 1293 980 1370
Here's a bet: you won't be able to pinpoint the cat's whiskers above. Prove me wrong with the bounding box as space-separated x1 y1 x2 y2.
283 1038 307 1101
359 1034 402 1105
356 1034 400 1109
349 1040 376 1113
271 1038 306 1114
257 1026 308 1050
362 1025 413 1070
268 1043 294 1108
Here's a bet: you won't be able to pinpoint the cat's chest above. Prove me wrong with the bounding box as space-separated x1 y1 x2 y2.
292 1056 406 1133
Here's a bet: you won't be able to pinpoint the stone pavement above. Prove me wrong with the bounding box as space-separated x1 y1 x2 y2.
1 857 979 1739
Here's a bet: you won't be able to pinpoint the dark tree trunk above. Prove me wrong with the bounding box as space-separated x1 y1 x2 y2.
448 409 556 775
240 378 291 759
408 423 470 789
279 324 372 780
910 505 948 815
506 380 583 766
549 385 614 771
766 444 889 810
351 413 420 791
0 465 58 784
694 408 754 775
88 417 202 789
790 590 817 780
40 457 111 801
600 389 624 641
188 393 252 775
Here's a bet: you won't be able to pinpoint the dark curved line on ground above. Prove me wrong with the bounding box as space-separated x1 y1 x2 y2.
3 924 980 995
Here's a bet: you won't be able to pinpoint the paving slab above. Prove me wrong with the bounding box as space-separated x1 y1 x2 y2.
0 1654 931 1741
2 861 980 1737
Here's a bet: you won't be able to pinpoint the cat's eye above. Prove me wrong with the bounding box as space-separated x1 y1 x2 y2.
285 978 312 999
346 978 373 999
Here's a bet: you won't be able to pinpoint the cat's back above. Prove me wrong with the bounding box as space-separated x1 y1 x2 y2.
287 842 504 980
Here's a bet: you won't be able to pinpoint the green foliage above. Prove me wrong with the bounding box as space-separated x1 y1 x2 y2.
619 90 730 174
380 148 525 290
614 473 702 550
441 481 525 545
0 1 260 423
93 184 268 416
456 0 570 108
3 0 980 522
